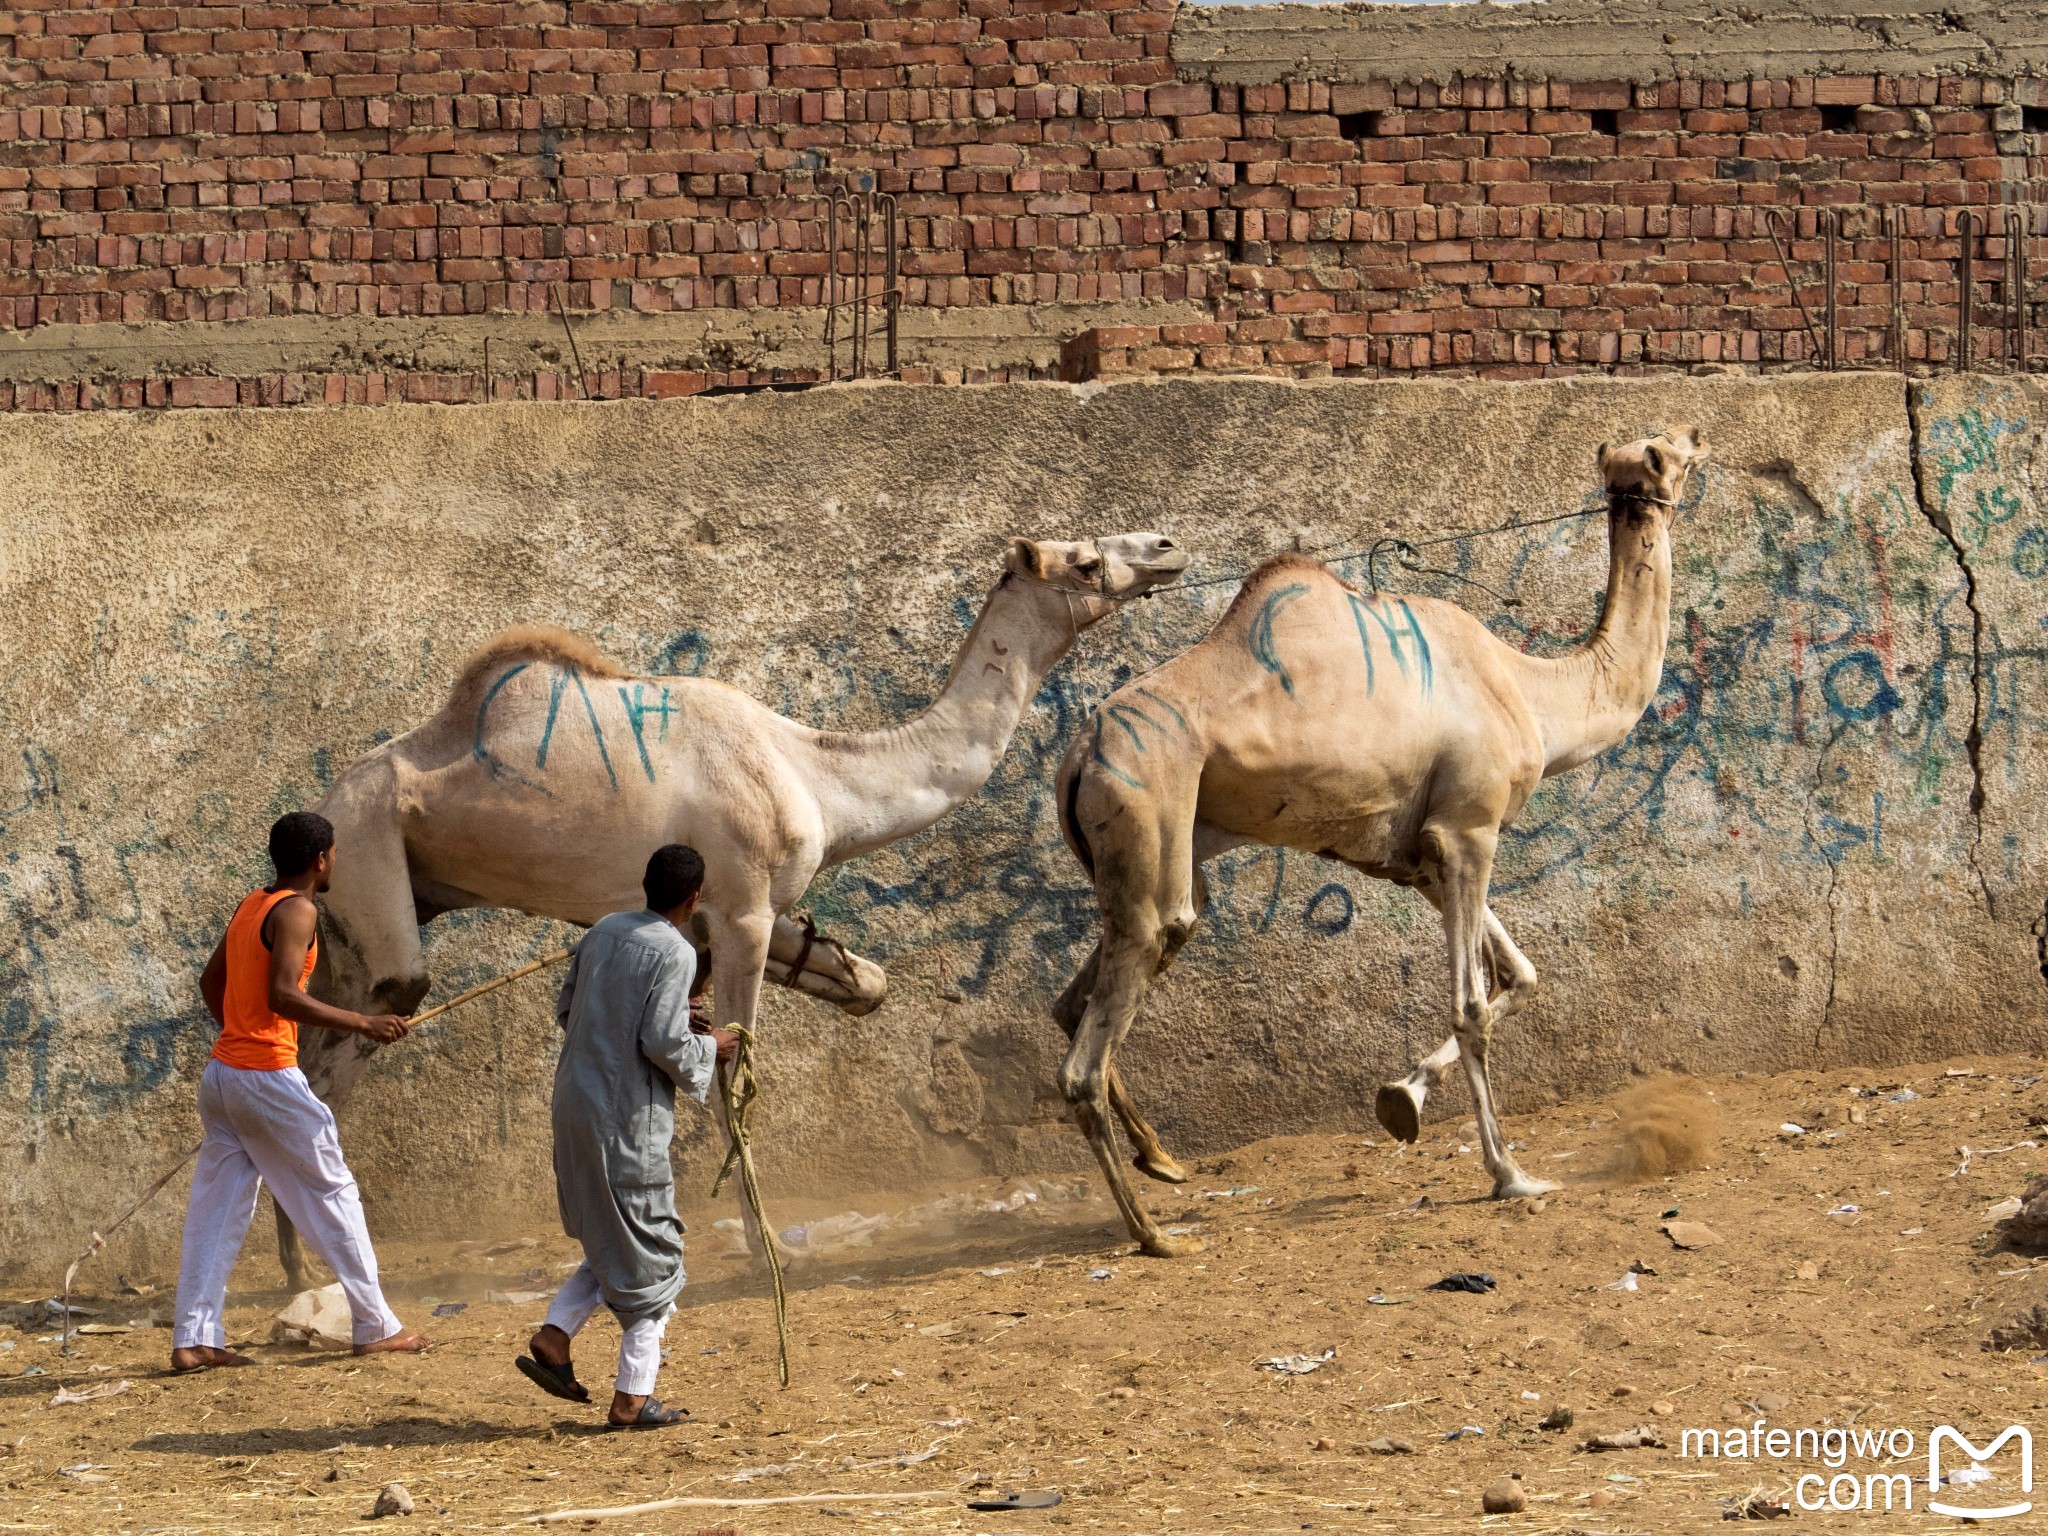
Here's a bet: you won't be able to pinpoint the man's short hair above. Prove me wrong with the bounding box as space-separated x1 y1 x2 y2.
269 811 335 880
644 844 706 912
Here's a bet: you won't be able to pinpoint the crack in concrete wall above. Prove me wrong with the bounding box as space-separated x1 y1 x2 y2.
1907 382 1998 919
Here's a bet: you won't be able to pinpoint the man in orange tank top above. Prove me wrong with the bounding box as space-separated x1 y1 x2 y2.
170 811 430 1371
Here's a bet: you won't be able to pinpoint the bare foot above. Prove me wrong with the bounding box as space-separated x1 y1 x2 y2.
353 1327 431 1356
169 1345 253 1373
530 1323 574 1369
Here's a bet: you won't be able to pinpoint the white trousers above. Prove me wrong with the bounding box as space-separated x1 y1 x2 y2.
544 1262 671 1396
173 1059 404 1350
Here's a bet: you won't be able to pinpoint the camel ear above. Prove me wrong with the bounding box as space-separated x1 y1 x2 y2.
1680 426 1710 462
1644 443 1665 477
1004 537 1045 580
1596 441 1613 474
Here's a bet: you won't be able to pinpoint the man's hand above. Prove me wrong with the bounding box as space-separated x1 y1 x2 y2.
707 1027 740 1065
358 1014 412 1044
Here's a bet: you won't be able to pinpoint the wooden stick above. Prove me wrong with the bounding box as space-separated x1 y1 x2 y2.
407 948 571 1030
526 1490 957 1523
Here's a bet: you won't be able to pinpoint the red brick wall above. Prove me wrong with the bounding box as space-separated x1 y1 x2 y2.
2 0 2044 408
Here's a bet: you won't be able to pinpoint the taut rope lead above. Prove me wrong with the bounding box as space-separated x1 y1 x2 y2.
710 1023 791 1388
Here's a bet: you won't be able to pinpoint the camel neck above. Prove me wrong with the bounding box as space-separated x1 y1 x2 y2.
803 575 1084 865
1508 499 1674 777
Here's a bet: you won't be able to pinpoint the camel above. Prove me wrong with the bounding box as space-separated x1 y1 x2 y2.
274 532 1189 1287
1049 432 1707 1257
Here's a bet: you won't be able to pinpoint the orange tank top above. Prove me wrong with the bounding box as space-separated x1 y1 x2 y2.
211 887 318 1071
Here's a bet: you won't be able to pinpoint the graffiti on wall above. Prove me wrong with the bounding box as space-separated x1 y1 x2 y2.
1 403 2036 1118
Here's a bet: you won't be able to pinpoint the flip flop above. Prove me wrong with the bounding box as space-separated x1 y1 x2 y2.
515 1354 591 1404
606 1396 687 1430
967 1491 1063 1510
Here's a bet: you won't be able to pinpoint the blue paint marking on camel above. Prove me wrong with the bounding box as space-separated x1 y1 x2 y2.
1342 593 1379 695
1248 583 1309 698
471 662 529 762
616 683 674 783
1089 714 1144 790
566 668 618 792
535 667 569 769
1348 594 1434 696
1133 686 1188 732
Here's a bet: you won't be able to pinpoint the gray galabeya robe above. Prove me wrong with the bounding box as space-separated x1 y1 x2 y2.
551 909 716 1327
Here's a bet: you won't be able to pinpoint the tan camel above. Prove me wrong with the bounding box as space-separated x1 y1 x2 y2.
1050 432 1706 1257
275 532 1188 1286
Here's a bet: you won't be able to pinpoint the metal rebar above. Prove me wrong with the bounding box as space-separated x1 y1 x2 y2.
1958 210 1978 374
824 195 840 382
1824 208 1838 370
1764 208 1830 367
2007 206 2030 372
1887 207 1905 370
882 191 900 377
550 281 592 400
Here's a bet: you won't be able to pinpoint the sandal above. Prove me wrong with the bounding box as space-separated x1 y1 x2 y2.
516 1354 592 1404
606 1396 687 1430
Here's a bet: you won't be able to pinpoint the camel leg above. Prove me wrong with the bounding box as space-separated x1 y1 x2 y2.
1050 869 1206 1188
703 903 794 1268
1434 831 1557 1200
1374 905 1536 1142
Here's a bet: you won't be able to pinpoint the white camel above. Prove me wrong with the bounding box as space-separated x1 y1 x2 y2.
275 532 1188 1286
1050 433 1705 1255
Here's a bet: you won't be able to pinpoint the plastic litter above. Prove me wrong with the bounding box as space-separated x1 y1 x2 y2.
1425 1272 1496 1294
1446 1425 1486 1440
1584 1425 1666 1451
1199 1186 1261 1198
50 1379 132 1406
431 1302 467 1317
1365 1294 1410 1305
1890 1089 1918 1102
275 1284 352 1350
1259 1349 1336 1375
1605 1272 1640 1292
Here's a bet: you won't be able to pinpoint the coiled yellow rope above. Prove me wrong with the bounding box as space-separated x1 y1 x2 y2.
710 1023 790 1388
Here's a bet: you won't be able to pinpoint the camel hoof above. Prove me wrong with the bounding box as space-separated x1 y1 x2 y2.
1374 1082 1423 1144
1133 1151 1190 1186
1139 1231 1205 1259
1492 1173 1562 1201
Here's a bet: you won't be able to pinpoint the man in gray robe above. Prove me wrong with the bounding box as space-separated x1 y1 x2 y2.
515 844 735 1428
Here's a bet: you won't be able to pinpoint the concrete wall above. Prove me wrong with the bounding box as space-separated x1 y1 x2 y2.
2 372 2042 1280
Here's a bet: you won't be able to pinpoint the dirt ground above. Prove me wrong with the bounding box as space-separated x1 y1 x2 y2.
7 1055 2048 1534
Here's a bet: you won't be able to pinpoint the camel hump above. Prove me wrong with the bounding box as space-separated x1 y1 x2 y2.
1217 551 1340 620
454 625 636 693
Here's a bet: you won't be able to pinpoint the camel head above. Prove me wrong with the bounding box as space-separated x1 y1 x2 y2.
1597 428 1708 519
1002 532 1190 622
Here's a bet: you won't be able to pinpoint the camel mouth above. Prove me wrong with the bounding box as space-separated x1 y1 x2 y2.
1122 537 1191 589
